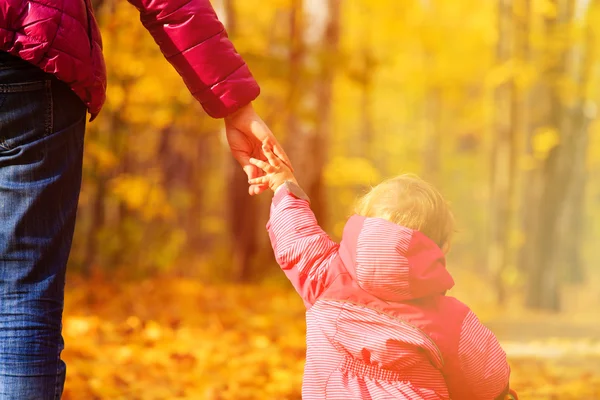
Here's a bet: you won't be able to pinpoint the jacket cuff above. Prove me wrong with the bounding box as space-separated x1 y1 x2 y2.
196 64 260 118
273 181 309 207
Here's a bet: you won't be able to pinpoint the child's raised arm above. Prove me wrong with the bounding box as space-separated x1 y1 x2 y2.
249 144 340 308
267 185 340 308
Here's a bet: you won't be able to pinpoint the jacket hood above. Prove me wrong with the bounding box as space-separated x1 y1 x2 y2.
340 215 454 302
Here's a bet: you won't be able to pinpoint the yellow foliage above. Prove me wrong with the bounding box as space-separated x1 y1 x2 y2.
501 265 521 287
150 229 188 271
324 156 381 187
110 174 174 221
532 127 560 160
61 277 600 399
85 142 119 173
486 60 516 90
533 0 558 19
519 154 538 171
71 0 600 345
202 216 227 236
105 84 126 110
509 228 526 250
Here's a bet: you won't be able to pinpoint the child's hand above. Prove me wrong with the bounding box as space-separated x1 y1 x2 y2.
248 140 297 193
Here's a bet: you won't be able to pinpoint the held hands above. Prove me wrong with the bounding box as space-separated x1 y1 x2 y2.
248 139 297 193
224 103 292 195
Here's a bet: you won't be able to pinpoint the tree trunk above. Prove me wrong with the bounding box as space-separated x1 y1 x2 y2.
525 0 585 310
556 1 596 284
223 0 258 282
489 0 515 305
346 13 376 162
516 0 536 276
355 46 376 161
283 0 340 227
82 110 120 274
283 0 306 176
558 104 592 283
306 0 341 225
107 81 134 269
422 88 442 186
227 166 259 282
83 167 106 276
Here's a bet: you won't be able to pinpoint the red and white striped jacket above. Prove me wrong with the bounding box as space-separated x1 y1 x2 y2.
266 185 514 400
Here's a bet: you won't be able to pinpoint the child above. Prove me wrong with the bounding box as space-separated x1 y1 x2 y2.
249 142 518 400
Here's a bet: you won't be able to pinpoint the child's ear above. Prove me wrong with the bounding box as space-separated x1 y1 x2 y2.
441 241 451 255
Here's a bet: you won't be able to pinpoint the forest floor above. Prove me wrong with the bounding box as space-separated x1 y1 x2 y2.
61 274 600 400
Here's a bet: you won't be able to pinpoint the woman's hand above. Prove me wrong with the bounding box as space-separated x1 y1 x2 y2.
224 103 292 195
248 139 297 193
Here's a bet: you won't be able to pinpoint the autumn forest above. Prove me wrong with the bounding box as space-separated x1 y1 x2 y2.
62 0 600 398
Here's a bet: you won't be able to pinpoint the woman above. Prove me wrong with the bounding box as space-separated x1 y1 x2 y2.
0 1 285 398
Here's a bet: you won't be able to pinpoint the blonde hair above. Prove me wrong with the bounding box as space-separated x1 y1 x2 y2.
355 174 455 248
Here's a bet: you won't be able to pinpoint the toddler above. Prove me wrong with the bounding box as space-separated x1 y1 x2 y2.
249 142 518 400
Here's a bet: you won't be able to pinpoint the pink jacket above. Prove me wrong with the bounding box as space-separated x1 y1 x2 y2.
0 0 258 119
267 186 514 400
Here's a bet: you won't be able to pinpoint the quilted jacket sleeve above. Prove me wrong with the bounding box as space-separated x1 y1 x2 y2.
267 185 341 308
127 0 260 118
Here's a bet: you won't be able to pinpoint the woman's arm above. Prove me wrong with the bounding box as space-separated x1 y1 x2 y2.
126 0 259 118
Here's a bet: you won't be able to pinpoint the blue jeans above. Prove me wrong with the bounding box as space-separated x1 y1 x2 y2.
0 53 86 399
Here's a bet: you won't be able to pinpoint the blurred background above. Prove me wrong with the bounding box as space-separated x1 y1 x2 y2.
62 0 600 398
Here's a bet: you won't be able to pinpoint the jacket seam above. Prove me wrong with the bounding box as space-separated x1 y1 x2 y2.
142 1 192 27
166 27 226 60
295 240 338 278
318 297 445 368
323 359 343 400
42 47 86 64
40 1 64 64
27 0 81 26
0 30 88 63
191 61 245 97
304 253 343 310
317 258 349 297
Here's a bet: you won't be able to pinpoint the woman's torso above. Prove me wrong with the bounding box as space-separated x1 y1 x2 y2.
0 0 106 116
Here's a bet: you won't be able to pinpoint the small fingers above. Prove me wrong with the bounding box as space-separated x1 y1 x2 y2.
273 144 294 172
249 183 269 196
262 138 294 172
249 157 275 173
248 176 270 185
242 163 258 181
262 144 282 169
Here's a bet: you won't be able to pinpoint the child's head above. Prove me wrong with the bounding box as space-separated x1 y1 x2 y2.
355 174 455 251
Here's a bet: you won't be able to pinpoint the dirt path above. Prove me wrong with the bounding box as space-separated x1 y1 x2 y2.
487 319 600 342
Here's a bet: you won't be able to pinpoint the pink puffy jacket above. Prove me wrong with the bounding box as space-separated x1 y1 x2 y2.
0 0 259 120
267 186 516 400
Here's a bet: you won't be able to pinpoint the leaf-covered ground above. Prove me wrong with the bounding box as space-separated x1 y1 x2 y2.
61 277 600 399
